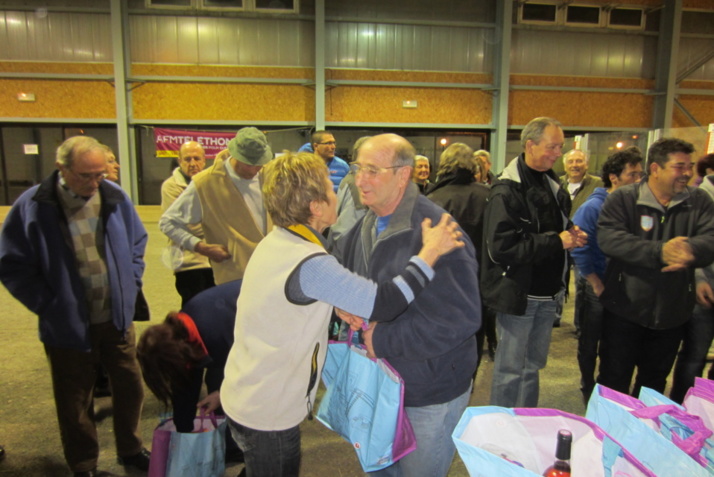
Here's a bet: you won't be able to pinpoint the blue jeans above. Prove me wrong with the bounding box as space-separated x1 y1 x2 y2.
490 296 560 407
369 387 471 477
227 418 301 477
576 278 604 402
670 303 714 403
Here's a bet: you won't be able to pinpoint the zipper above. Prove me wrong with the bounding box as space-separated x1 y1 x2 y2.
305 342 320 421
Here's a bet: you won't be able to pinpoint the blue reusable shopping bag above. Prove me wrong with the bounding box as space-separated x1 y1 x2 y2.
316 335 416 472
148 412 227 477
452 406 655 477
586 384 711 477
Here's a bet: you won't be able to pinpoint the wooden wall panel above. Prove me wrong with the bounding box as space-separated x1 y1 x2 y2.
328 69 492 85
132 64 313 80
509 90 653 128
509 74 654 127
131 82 314 121
0 79 116 118
0 62 113 75
326 86 492 124
674 96 714 128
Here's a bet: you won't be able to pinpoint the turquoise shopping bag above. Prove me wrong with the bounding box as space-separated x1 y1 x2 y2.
317 335 416 472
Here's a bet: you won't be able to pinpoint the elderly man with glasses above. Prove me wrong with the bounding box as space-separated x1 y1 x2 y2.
0 135 150 476
335 134 481 477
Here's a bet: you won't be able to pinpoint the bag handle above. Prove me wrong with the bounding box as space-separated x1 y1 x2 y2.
630 404 712 461
197 408 219 431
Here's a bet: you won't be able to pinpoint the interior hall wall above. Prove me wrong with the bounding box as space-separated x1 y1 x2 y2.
130 65 315 122
508 75 657 128
0 63 115 119
2 62 713 130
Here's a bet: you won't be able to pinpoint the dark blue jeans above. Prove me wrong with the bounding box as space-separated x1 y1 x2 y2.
576 278 603 402
597 309 684 397
670 304 714 403
227 418 301 477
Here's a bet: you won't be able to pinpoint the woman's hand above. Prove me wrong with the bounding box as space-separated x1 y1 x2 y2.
197 391 221 414
418 213 465 267
336 308 365 331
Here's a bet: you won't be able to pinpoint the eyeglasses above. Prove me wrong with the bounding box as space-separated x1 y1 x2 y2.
68 169 108 182
317 141 336 146
349 163 404 178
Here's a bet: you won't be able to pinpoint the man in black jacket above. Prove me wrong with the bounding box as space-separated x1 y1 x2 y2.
597 138 714 397
482 117 587 407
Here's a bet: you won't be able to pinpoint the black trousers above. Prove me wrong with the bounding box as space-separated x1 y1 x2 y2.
174 268 216 307
597 308 684 397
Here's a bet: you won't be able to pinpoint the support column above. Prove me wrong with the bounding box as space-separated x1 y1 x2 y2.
110 0 137 201
491 0 513 173
315 0 326 130
651 0 682 130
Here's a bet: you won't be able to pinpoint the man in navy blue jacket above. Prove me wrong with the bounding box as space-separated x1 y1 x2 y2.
0 136 149 477
334 133 481 477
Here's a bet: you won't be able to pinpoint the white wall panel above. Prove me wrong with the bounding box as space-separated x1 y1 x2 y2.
678 38 714 81
130 15 314 67
511 29 657 79
0 11 111 61
326 21 492 72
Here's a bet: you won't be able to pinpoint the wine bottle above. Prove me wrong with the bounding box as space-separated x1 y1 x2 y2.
542 429 572 476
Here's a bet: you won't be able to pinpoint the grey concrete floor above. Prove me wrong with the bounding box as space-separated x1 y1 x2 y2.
0 207 589 477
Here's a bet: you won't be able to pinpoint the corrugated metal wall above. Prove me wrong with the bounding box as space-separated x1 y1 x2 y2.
0 6 712 80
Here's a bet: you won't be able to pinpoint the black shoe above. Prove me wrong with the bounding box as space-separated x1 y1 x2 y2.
0 445 5 462
552 319 561 328
117 448 151 471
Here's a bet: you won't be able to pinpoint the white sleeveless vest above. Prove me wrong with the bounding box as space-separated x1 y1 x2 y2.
221 227 333 431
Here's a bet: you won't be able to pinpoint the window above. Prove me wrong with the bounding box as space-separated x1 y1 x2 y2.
146 0 193 7
609 7 644 29
520 2 558 24
565 5 601 26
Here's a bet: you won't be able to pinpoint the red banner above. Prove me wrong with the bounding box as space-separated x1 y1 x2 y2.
153 128 235 159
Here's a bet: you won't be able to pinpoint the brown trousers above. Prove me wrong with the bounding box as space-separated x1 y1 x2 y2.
44 322 144 472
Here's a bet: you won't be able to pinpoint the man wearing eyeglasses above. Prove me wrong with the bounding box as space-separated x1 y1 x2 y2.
334 134 481 477
0 136 150 476
298 130 349 192
597 137 714 397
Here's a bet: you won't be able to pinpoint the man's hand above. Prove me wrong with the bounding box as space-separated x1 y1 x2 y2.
584 273 605 297
418 214 465 267
335 308 365 331
560 226 587 251
661 236 694 272
197 391 221 414
696 281 714 308
362 322 378 359
194 242 231 262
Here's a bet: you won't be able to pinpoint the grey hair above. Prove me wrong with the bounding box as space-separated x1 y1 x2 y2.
56 136 104 168
391 137 416 168
562 149 589 166
521 117 563 149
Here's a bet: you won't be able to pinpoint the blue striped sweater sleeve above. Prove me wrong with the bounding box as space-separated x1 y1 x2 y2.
297 254 434 322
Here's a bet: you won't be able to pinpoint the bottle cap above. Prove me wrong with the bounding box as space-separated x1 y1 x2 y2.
556 429 572 460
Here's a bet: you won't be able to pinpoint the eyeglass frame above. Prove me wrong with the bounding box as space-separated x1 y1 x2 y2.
349 162 405 178
63 166 109 183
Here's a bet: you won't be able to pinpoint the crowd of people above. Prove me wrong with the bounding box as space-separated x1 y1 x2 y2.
1 119 713 477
